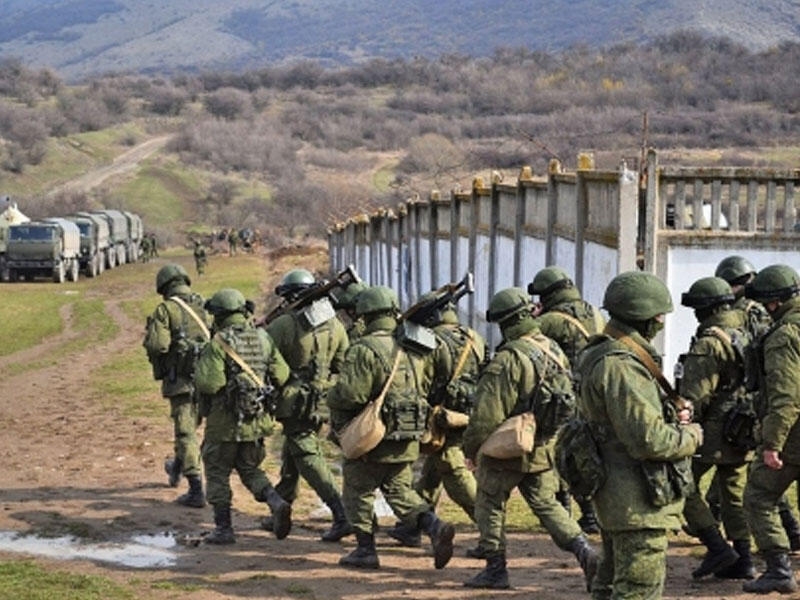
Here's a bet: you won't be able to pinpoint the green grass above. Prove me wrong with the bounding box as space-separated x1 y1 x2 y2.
0 287 74 357
95 347 160 418
0 561 135 600
372 161 397 192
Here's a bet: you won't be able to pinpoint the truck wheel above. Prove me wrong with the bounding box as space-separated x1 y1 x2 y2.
53 262 65 283
0 259 8 283
107 249 116 269
9 269 18 282
87 255 98 278
98 253 105 274
68 260 79 282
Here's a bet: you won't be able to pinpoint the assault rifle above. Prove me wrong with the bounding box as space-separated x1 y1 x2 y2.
259 264 361 326
401 272 474 325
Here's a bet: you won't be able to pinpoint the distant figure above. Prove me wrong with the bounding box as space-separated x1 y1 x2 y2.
228 230 238 256
193 240 207 275
149 233 159 258
140 235 152 263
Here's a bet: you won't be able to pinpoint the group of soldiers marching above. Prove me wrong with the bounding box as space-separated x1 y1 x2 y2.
142 254 800 598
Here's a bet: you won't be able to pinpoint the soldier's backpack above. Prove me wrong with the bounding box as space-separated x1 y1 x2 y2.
214 331 275 421
554 416 606 499
144 294 209 381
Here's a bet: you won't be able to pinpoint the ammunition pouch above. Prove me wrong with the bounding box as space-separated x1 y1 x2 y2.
640 456 694 508
723 396 758 451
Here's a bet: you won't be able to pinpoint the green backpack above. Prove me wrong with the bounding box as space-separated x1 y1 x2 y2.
554 417 606 499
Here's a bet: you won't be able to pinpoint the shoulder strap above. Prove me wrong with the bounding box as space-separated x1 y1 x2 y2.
605 324 678 400
553 310 591 339
170 296 210 340
374 351 403 410
213 332 264 388
522 332 569 372
704 325 732 346
449 330 475 384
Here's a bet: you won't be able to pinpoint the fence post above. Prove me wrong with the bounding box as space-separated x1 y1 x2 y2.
546 159 561 265
643 149 659 272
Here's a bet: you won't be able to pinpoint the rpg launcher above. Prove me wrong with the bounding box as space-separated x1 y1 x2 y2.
397 272 474 352
260 264 361 327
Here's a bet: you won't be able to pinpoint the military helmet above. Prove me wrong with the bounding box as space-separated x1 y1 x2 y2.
603 271 673 321
715 255 756 285
486 287 531 324
408 290 453 325
355 285 399 317
333 281 368 310
681 276 735 309
745 264 800 303
275 268 315 298
205 288 247 316
156 263 190 294
527 266 573 296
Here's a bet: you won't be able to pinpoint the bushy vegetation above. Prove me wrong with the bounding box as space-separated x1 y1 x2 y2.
2 31 800 239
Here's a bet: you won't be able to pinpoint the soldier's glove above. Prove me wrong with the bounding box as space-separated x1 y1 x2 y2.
682 422 704 448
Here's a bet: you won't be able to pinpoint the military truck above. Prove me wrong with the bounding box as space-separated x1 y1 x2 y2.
67 212 110 277
6 218 81 283
92 209 129 267
0 201 30 281
122 210 143 262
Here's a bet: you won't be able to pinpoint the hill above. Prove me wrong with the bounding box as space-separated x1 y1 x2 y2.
1 0 799 80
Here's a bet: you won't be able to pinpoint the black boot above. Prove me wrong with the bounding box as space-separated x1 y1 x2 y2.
205 505 235 544
567 535 599 592
419 511 455 569
692 526 739 579
176 474 206 508
164 456 182 488
556 489 572 516
339 530 380 569
386 520 422 547
780 505 800 552
321 497 354 542
715 539 756 580
576 498 600 535
259 485 291 540
743 551 798 594
463 553 510 589
466 544 489 559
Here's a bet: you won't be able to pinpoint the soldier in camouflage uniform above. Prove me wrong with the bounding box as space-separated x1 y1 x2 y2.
195 288 293 544
741 265 800 594
575 271 702 599
463 287 598 590
143 264 210 509
327 286 456 570
715 255 800 549
529 266 605 534
261 269 353 542
332 279 368 341
387 292 487 552
677 277 754 580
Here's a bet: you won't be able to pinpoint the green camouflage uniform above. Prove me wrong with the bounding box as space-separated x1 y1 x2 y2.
143 281 209 479
266 308 348 507
462 316 583 556
328 314 434 534
417 310 486 518
744 296 800 555
679 309 752 542
537 287 606 364
195 313 290 507
576 319 700 599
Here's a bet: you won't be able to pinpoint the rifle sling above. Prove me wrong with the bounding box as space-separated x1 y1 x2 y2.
169 296 210 340
605 324 677 400
213 332 265 388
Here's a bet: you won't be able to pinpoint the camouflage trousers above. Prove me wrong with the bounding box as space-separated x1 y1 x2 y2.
275 428 341 506
202 438 273 507
342 459 430 535
591 529 668 600
683 459 749 540
744 456 800 554
474 464 582 555
415 442 476 520
169 394 202 477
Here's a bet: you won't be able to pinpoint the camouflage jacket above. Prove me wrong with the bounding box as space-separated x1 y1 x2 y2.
576 319 700 531
195 313 290 442
538 290 606 367
760 296 800 464
328 315 434 463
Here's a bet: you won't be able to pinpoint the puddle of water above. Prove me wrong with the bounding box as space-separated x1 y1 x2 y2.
0 531 178 568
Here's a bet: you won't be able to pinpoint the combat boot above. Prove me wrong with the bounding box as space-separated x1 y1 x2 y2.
742 551 798 594
779 504 800 552
321 496 354 542
339 530 380 569
164 457 182 488
576 498 600 535
205 505 235 545
567 534 599 592
715 539 756 580
465 544 489 559
386 520 422 547
692 525 739 579
463 553 510 589
176 474 206 508
419 511 455 569
259 485 292 540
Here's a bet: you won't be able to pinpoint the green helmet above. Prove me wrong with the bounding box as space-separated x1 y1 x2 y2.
603 271 673 321
408 290 454 326
486 287 531 324
355 285 399 317
527 266 573 296
205 288 246 316
681 276 735 309
275 268 315 298
715 255 756 285
156 263 190 294
745 264 800 302
333 281 368 310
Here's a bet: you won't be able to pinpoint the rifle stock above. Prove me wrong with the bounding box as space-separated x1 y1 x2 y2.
401 272 474 323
